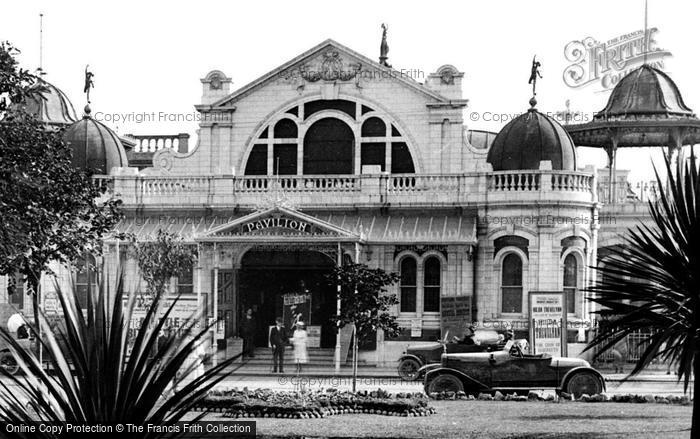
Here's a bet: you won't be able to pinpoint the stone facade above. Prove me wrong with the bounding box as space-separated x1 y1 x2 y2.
2 39 606 365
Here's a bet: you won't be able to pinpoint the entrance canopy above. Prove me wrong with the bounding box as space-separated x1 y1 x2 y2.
111 206 477 245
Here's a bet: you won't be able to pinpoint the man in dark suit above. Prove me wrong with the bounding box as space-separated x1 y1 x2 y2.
240 308 256 359
269 317 288 373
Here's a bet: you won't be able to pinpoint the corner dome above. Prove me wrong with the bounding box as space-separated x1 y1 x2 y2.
63 106 128 174
596 64 695 120
21 78 78 125
487 100 577 171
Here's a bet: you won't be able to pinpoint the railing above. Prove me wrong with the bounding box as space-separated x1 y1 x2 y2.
126 133 190 153
96 169 597 206
596 181 660 205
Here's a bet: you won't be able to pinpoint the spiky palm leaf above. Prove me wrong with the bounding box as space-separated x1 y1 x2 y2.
586 154 700 435
0 269 239 438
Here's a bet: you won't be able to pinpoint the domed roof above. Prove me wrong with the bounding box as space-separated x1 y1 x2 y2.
22 78 78 125
487 99 577 171
63 106 128 174
596 65 695 120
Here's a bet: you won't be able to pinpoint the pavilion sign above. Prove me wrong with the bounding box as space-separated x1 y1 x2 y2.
563 28 672 89
244 216 311 234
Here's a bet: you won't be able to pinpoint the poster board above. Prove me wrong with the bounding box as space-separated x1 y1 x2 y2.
282 293 312 330
440 296 471 338
126 295 203 355
306 325 321 348
529 291 567 356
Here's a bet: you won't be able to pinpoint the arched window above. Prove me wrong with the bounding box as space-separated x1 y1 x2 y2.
75 254 98 308
361 117 386 137
304 118 354 174
501 253 523 314
274 119 297 138
564 254 577 314
423 257 441 312
399 257 417 313
244 100 416 176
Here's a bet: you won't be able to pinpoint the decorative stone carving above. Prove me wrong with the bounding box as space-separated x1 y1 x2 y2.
281 51 362 84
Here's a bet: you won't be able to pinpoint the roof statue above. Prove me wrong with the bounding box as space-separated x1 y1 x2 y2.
528 56 542 96
83 65 95 104
379 23 391 67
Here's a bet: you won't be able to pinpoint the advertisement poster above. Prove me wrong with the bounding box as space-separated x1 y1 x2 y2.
529 291 567 357
282 293 312 330
126 295 203 354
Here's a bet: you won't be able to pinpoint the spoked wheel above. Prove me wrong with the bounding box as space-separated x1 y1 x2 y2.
0 351 19 376
565 371 603 398
426 374 464 394
398 358 421 381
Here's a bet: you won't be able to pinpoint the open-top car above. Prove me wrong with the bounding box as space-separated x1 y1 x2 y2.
397 330 503 381
422 340 605 398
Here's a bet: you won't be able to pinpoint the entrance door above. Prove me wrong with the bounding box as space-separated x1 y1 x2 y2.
216 269 237 338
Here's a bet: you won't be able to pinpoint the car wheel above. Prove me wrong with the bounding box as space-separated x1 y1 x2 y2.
427 374 464 394
0 351 19 376
565 371 602 398
398 358 421 381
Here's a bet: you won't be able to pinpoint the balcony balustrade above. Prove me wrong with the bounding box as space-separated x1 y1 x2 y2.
93 169 598 208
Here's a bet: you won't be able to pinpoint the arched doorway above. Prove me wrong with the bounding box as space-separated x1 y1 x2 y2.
238 249 337 348
303 118 354 174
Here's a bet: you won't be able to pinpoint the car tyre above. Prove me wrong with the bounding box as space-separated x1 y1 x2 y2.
427 374 464 394
398 358 421 381
565 371 602 398
0 350 19 376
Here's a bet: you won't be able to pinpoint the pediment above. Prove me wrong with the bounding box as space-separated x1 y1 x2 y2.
199 206 361 241
210 39 450 107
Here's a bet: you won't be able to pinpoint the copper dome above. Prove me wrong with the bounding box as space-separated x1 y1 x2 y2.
487 103 577 171
22 78 78 125
63 106 128 174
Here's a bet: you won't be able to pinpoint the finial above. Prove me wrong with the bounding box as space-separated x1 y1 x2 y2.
83 104 92 117
38 13 44 74
529 97 537 109
379 23 391 67
528 55 542 97
83 65 95 104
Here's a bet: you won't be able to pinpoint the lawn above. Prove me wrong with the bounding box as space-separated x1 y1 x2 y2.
201 400 692 438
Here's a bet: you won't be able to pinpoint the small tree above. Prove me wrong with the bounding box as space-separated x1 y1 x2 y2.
129 230 197 299
329 263 400 392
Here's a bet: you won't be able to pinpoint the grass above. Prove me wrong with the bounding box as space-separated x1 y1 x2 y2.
200 400 692 438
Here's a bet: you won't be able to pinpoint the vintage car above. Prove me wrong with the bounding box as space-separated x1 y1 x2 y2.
421 341 605 398
397 330 503 381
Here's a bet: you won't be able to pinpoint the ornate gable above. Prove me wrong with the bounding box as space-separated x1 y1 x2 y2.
208 39 450 107
199 206 361 242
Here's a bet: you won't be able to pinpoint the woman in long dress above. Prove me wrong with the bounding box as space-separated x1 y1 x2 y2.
292 321 309 373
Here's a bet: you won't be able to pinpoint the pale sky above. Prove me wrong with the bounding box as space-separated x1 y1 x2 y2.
6 0 700 182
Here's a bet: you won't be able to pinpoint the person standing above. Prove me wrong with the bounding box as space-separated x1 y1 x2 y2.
292 321 309 373
240 308 256 359
269 317 288 373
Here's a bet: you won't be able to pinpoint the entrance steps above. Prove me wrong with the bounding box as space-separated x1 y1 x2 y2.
241 347 370 366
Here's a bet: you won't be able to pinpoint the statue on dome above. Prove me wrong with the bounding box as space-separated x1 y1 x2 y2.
528 56 542 96
83 65 95 103
379 23 391 68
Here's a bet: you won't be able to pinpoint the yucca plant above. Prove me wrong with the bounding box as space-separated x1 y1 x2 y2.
586 154 700 436
0 269 239 438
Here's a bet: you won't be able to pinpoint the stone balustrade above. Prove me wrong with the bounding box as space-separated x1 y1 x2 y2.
125 133 190 153
95 170 598 207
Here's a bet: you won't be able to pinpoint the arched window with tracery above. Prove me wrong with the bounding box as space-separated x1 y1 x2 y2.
243 100 415 176
501 253 523 314
399 256 417 313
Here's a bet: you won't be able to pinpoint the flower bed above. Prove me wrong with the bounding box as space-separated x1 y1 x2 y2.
428 390 692 405
194 388 436 418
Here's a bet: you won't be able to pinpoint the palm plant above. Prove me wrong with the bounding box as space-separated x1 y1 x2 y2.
0 269 239 438
586 154 700 435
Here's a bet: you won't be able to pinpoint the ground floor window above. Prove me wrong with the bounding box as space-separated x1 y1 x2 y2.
399 257 417 313
501 253 523 314
563 253 577 314
8 272 24 309
423 257 441 312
